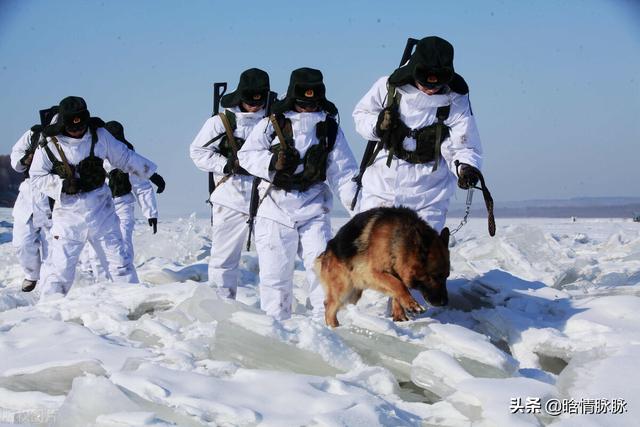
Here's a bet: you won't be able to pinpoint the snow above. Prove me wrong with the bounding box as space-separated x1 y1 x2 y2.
0 210 639 426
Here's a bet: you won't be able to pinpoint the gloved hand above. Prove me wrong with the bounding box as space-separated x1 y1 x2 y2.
149 173 165 193
20 153 34 167
223 157 239 174
62 177 81 195
375 107 400 137
269 147 300 175
457 163 481 189
148 218 158 234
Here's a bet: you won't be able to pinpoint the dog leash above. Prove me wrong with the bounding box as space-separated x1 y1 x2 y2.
450 164 496 237
450 189 474 236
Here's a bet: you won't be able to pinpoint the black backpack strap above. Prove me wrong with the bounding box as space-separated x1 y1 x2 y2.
88 117 104 157
41 140 58 165
431 104 451 172
316 116 339 151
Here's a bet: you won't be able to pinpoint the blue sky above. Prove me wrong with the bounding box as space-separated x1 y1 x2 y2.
1 0 639 217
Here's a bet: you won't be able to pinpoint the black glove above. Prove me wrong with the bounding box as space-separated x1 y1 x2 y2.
269 147 300 175
375 107 400 137
148 218 158 234
457 163 481 189
20 152 34 167
149 173 165 193
62 177 81 195
223 157 239 174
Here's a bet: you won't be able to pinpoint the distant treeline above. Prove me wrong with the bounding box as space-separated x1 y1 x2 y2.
449 203 640 219
0 155 23 207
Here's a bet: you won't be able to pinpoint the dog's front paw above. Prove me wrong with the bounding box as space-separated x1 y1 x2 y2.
404 299 426 315
391 298 409 321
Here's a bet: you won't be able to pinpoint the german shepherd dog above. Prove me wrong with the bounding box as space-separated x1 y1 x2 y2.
315 207 450 327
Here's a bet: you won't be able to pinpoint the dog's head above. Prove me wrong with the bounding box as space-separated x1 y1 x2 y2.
413 227 450 306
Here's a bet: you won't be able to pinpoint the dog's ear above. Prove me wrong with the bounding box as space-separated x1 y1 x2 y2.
440 227 450 247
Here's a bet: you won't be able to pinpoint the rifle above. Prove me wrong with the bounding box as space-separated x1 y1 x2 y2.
23 106 59 174
246 90 277 250
350 37 419 210
208 82 227 224
39 106 59 129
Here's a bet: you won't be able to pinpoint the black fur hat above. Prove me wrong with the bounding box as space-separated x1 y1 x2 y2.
271 67 338 115
220 68 270 108
45 96 90 135
105 120 134 150
389 36 468 94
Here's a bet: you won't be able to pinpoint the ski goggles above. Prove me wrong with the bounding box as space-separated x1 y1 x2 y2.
294 99 320 110
415 74 445 90
416 80 444 90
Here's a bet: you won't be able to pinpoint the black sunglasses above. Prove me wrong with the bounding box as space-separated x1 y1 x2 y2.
295 99 320 109
415 76 444 90
242 99 266 107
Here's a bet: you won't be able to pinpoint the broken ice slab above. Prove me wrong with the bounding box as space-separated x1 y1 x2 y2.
54 375 141 426
334 308 517 401
154 286 345 376
445 377 557 427
139 264 207 285
334 326 425 383
111 362 423 427
0 317 150 395
0 360 106 396
0 387 64 425
411 350 474 398
409 326 520 400
425 323 518 376
210 318 342 377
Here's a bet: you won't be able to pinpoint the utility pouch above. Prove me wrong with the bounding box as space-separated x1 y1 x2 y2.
108 169 132 197
77 156 106 193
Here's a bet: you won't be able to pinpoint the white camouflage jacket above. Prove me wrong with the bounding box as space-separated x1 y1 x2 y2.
189 106 265 215
237 111 358 228
352 76 483 211
10 129 52 228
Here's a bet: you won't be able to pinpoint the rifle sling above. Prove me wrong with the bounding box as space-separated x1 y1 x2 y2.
202 132 225 148
384 85 399 167
218 112 238 155
269 114 288 149
49 136 74 178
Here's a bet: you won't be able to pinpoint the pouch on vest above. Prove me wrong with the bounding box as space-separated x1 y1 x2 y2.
77 156 106 192
76 119 107 192
108 169 132 197
269 116 338 191
52 162 74 180
302 117 338 182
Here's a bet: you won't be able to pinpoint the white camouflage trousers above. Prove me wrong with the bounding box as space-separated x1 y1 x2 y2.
39 209 138 299
254 214 331 321
208 204 250 299
12 216 50 282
